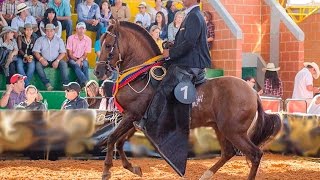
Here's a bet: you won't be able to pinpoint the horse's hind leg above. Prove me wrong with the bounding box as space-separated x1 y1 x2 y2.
200 127 236 180
116 127 142 177
228 134 263 180
102 118 135 180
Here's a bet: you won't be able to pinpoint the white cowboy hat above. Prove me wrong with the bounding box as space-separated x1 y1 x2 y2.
16 3 30 15
138 1 147 8
0 26 17 36
262 63 280 72
303 62 320 79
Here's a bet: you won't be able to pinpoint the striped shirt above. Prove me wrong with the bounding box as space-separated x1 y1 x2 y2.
26 1 45 17
1 0 19 15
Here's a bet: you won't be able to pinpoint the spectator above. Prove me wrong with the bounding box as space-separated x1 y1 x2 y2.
67 22 91 88
167 10 183 42
17 23 37 86
244 76 262 95
135 20 143 27
1 0 19 25
0 26 18 85
39 8 62 38
0 74 26 109
61 82 89 109
0 12 9 28
16 85 46 110
26 0 45 24
307 94 320 114
33 23 69 91
11 3 38 36
262 63 283 98
149 0 168 23
77 0 103 41
293 62 320 99
99 79 116 111
48 0 72 39
149 11 167 40
95 0 112 59
149 25 163 52
134 2 151 29
85 80 101 109
203 11 215 50
110 0 130 21
165 0 176 25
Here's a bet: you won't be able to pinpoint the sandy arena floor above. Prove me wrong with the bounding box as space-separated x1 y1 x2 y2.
0 154 319 180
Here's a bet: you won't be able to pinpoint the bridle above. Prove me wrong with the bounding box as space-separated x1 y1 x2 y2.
97 30 123 72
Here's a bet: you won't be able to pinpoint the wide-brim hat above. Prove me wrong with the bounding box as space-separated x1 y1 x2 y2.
303 62 320 79
138 1 147 8
41 23 59 33
16 3 30 15
0 26 17 36
18 23 38 34
262 63 280 72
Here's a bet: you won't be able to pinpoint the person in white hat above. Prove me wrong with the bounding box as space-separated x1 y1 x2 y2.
262 63 283 98
10 3 37 36
66 22 91 88
134 1 151 29
292 62 320 99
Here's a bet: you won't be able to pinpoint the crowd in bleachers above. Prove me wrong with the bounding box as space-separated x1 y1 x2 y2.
0 0 216 110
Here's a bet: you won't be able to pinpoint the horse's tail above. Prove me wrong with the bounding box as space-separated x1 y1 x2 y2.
250 96 282 146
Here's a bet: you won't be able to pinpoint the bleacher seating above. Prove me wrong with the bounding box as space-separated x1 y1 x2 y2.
285 99 308 113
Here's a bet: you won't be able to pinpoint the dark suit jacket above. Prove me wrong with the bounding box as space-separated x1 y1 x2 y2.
169 6 211 69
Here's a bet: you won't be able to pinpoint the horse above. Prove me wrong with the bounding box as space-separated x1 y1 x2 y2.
94 21 282 180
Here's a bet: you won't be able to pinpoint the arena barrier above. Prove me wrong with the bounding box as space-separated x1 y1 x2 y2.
0 110 319 158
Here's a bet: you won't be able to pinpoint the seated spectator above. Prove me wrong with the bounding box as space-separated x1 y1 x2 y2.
110 0 130 21
0 12 9 28
244 76 262 95
307 94 320 114
11 3 38 36
39 8 62 38
149 25 163 52
77 0 103 41
0 74 26 109
16 85 46 110
67 22 91 87
99 79 116 111
167 11 183 42
17 23 37 86
48 0 72 39
0 26 18 85
1 0 19 25
134 2 151 29
203 11 215 50
149 0 168 23
61 82 89 109
293 62 320 99
33 23 69 91
149 11 167 40
94 0 112 58
26 0 45 24
262 63 283 98
85 80 101 109
165 0 176 25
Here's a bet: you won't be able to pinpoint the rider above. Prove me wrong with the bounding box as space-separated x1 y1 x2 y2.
134 0 211 169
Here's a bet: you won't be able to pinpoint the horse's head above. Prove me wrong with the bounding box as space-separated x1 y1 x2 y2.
94 20 121 80
94 20 162 80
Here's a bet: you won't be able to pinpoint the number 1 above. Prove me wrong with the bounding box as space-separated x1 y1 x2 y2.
181 86 188 99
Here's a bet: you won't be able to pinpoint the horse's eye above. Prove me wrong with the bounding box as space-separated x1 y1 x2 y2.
106 44 112 49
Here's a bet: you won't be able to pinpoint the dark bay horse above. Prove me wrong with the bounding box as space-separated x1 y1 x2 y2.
94 21 281 180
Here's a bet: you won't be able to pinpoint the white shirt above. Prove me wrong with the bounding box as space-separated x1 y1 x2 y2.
134 12 151 28
292 68 314 99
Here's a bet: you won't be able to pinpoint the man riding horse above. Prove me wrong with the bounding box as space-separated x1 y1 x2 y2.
133 0 211 175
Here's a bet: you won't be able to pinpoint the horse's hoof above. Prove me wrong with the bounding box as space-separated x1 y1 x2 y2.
132 166 142 177
101 173 111 180
199 170 213 180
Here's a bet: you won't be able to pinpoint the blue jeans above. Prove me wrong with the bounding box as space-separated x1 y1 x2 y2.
68 59 89 86
16 56 35 86
35 60 69 86
61 19 73 39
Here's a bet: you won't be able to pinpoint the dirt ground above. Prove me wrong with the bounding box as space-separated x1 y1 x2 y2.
0 154 319 180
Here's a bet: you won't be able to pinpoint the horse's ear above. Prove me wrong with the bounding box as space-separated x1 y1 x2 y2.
109 19 117 26
100 33 107 46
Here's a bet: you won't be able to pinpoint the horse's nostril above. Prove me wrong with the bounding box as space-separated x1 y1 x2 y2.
94 70 99 76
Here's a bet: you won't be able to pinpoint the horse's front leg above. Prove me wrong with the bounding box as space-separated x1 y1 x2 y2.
102 117 135 180
116 127 142 176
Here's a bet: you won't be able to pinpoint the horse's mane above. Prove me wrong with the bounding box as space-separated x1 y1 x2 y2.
119 21 162 55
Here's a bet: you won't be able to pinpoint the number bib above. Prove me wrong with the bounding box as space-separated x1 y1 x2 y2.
174 81 197 104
